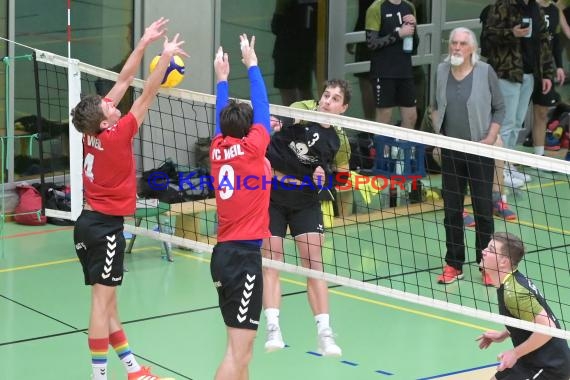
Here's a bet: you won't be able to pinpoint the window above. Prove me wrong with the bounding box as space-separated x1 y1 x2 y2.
11 0 134 180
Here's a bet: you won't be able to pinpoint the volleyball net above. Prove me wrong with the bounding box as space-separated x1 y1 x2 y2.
33 49 570 340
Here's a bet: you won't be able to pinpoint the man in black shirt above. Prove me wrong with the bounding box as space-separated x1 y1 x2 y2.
262 79 351 357
365 0 419 129
478 232 570 379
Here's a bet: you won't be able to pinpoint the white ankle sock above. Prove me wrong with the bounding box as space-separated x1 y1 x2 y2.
534 146 545 156
315 314 330 335
92 364 108 380
265 308 280 327
121 353 141 373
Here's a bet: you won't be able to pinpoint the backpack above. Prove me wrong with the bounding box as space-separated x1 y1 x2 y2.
31 183 74 226
138 160 213 204
479 5 492 58
14 184 47 226
349 132 375 171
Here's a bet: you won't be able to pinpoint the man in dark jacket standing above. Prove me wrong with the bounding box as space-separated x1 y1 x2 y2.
482 0 554 185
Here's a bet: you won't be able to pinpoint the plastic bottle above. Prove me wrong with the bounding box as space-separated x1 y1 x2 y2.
403 35 413 53
394 145 404 175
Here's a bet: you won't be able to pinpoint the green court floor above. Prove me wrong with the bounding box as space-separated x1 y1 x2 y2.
0 221 516 380
0 169 568 379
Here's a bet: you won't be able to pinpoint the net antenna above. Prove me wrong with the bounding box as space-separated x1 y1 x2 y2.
34 49 570 341
67 0 71 61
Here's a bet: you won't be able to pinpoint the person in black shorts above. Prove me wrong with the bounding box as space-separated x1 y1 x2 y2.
532 0 566 156
262 79 351 357
71 18 187 380
209 34 272 380
349 0 376 121
365 0 419 129
478 232 570 380
271 0 318 106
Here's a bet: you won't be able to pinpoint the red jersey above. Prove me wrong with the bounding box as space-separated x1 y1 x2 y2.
210 124 271 242
83 112 139 216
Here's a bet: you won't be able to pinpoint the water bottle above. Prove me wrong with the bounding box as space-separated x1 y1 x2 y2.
403 35 413 53
394 142 404 175
395 150 404 175
391 146 399 159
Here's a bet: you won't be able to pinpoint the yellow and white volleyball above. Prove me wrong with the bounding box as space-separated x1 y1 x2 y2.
149 55 185 88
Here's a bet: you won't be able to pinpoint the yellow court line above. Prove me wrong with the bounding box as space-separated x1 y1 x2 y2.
0 258 78 273
0 246 162 274
0 250 499 332
462 179 570 234
463 206 569 235
526 179 568 190
174 248 495 332
511 178 570 234
516 219 570 235
280 277 494 332
172 250 211 264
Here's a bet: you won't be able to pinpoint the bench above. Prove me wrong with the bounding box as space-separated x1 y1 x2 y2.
169 198 218 245
125 201 173 262
167 190 444 247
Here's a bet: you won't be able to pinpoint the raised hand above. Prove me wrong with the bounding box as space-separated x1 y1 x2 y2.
214 46 230 82
240 34 258 68
270 116 282 131
162 33 189 59
142 17 169 45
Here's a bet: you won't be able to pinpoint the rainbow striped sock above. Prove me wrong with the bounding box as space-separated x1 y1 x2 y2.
109 329 141 373
88 337 108 380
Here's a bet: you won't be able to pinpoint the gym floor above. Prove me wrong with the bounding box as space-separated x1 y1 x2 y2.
0 218 537 380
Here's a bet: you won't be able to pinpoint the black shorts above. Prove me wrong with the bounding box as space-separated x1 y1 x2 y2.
210 242 263 330
273 50 315 89
532 84 560 107
495 363 569 380
269 199 324 238
74 210 126 286
372 77 417 108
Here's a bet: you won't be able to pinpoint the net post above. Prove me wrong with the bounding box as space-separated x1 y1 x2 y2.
67 57 83 221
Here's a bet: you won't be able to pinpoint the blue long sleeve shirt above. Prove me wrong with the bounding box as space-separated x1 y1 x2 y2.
214 65 271 136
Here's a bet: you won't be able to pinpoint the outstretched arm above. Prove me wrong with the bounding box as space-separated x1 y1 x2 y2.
129 34 189 124
476 329 510 350
240 34 270 135
214 46 230 136
106 18 168 104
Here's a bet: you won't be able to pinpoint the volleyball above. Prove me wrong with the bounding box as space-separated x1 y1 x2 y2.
150 55 185 88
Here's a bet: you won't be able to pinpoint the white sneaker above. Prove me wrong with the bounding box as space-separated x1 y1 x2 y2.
318 328 342 357
508 164 532 182
503 171 525 189
265 324 285 352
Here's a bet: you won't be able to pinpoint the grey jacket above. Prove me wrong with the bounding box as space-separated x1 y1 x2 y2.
434 61 505 142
